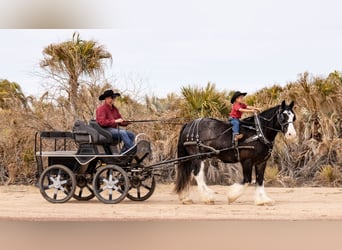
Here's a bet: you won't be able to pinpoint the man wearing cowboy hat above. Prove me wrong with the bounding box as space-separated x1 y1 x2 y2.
96 89 135 153
229 91 261 141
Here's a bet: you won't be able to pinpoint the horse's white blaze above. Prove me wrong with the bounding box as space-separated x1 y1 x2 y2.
254 184 275 206
194 161 215 204
227 183 248 204
284 110 296 139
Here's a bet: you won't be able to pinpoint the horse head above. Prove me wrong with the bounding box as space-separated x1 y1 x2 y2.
278 100 297 139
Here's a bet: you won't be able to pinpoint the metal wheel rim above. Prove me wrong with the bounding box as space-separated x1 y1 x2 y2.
92 165 129 204
38 164 76 203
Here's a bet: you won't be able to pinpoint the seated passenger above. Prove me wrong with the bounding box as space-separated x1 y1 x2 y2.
229 91 261 141
96 89 135 153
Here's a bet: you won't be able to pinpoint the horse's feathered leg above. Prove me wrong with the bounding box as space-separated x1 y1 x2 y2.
254 161 275 206
194 161 215 204
227 159 253 204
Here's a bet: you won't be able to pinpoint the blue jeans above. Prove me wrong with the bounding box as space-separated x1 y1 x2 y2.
106 128 135 152
229 118 240 135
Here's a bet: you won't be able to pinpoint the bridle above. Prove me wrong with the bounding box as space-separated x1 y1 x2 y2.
258 107 295 134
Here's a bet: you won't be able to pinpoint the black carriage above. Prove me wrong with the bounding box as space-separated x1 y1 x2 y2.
35 120 156 204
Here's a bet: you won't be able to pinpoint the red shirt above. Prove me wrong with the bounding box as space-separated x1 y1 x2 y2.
230 102 247 119
96 102 128 128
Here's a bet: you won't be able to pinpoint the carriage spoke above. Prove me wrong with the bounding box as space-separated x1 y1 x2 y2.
57 170 62 180
60 180 68 185
141 184 152 191
86 184 94 194
112 179 119 191
108 169 113 182
109 188 113 200
137 186 141 199
53 188 58 200
78 188 83 197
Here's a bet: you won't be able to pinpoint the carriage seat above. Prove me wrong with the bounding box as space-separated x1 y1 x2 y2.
73 120 111 144
89 120 121 145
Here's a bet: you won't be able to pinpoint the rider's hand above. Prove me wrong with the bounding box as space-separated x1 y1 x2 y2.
115 118 124 123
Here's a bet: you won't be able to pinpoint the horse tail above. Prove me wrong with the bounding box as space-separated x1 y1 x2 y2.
174 123 193 194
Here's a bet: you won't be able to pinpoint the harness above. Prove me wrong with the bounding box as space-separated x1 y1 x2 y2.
184 119 221 154
243 114 272 147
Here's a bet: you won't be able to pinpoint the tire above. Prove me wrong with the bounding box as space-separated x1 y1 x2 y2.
92 165 129 204
72 174 96 201
126 173 156 201
38 164 76 203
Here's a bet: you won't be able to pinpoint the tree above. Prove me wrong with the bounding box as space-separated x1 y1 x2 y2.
40 32 112 118
0 79 26 109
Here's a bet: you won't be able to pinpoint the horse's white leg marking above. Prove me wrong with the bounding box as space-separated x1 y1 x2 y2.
254 184 275 206
194 161 215 204
227 183 248 204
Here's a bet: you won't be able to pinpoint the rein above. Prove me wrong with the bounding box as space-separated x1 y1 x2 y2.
126 118 189 125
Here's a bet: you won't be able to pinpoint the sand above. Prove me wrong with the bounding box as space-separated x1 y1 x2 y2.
1 184 342 221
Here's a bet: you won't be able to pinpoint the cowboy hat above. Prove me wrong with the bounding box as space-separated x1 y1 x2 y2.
99 90 121 100
230 91 247 104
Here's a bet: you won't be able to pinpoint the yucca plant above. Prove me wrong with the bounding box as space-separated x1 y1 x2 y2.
180 82 228 119
315 165 342 187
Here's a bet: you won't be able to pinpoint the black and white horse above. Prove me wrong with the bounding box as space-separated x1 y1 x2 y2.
175 100 296 205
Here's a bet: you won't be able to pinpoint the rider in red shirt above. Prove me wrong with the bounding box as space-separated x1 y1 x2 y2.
229 91 261 141
96 90 135 153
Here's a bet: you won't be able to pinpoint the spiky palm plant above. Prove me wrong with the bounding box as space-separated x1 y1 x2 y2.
180 82 228 119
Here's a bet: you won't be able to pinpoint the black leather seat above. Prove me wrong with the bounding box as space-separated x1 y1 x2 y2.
88 120 113 144
73 120 110 144
89 120 122 145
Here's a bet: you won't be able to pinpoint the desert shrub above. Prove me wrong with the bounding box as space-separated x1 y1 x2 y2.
314 165 342 187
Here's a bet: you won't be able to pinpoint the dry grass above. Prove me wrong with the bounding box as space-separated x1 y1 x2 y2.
1 71 342 186
264 166 281 186
315 165 342 187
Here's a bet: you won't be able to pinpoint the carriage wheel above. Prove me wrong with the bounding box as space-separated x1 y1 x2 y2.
72 174 96 201
126 172 156 201
92 165 129 204
38 164 76 203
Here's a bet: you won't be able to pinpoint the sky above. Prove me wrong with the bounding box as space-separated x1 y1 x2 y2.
1 0 342 98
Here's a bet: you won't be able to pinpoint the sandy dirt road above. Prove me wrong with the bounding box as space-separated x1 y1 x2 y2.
1 184 342 221
2 184 342 250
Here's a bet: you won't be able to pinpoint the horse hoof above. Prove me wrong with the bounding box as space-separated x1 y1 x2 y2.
182 199 194 205
255 199 275 206
227 197 238 204
205 200 215 205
